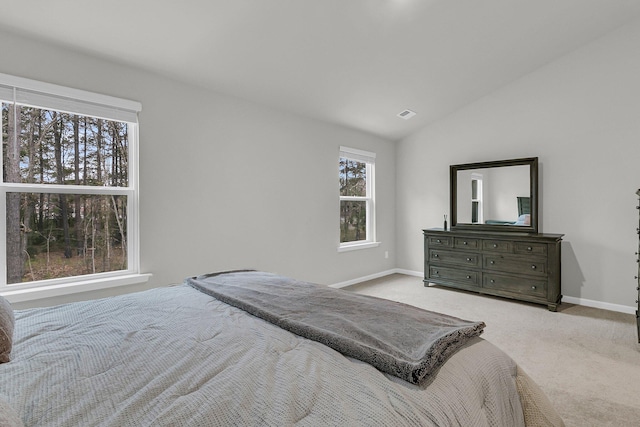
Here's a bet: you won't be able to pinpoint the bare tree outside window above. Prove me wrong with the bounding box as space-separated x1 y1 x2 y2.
2 104 129 283
339 158 368 243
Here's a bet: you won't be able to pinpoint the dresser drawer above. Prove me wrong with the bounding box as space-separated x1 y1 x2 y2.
514 242 547 256
484 255 547 276
429 266 479 286
454 237 479 250
430 249 479 267
428 236 451 247
482 239 513 253
483 273 547 297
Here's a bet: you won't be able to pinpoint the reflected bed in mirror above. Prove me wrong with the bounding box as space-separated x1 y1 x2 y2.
450 157 538 233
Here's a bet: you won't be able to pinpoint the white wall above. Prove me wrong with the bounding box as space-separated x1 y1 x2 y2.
397 18 640 311
485 166 529 222
0 30 396 308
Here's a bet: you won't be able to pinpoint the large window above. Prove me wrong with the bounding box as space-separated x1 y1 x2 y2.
339 146 377 250
0 73 144 298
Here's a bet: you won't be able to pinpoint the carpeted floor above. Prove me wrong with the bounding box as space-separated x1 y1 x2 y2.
344 274 640 427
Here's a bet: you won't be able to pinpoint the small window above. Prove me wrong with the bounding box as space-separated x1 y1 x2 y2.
339 146 376 250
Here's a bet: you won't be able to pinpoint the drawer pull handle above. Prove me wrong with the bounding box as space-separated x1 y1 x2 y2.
463 241 468 245
433 254 439 258
436 239 441 243
466 275 471 279
493 244 498 248
490 279 495 283
490 260 495 265
466 257 472 261
434 270 439 275
527 246 533 251
531 286 537 290
531 265 537 270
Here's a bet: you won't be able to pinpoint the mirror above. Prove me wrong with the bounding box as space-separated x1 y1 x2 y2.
450 157 538 233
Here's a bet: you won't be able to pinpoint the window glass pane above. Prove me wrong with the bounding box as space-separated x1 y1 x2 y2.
6 192 128 284
2 103 129 187
340 200 367 243
339 158 367 197
471 179 478 199
471 201 479 223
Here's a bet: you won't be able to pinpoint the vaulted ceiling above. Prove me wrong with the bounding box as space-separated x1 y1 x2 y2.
2 0 640 140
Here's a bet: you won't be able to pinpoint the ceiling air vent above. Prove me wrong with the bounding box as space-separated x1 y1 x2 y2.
397 109 416 120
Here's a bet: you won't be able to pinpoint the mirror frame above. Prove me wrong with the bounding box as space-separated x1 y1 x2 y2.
450 157 539 234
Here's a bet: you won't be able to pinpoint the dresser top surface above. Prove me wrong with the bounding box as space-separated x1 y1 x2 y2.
423 228 563 241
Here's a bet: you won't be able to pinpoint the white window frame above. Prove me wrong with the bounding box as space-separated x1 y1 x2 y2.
338 146 379 252
0 73 150 303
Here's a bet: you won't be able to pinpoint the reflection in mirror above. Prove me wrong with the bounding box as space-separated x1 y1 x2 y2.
450 157 538 233
456 165 530 226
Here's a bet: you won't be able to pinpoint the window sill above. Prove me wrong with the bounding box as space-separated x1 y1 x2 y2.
0 273 152 304
338 241 381 252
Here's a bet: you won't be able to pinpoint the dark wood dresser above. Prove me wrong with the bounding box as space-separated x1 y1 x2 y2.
423 228 563 311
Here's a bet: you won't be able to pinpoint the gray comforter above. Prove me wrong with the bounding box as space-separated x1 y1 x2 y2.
187 270 485 384
0 284 525 426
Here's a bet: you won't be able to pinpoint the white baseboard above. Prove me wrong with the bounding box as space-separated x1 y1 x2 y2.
332 270 636 315
330 268 422 288
330 269 397 288
562 296 636 315
394 269 422 277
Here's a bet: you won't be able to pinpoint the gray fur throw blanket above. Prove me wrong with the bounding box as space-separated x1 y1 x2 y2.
187 270 485 385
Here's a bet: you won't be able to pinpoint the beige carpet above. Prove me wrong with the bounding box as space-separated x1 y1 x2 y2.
344 274 640 427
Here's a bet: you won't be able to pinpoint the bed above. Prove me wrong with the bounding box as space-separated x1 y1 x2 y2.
0 271 563 427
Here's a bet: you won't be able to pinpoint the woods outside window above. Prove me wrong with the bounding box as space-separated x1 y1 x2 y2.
339 146 377 251
0 73 144 297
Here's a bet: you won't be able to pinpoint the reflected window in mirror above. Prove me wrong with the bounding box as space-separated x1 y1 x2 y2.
450 157 538 233
471 173 483 224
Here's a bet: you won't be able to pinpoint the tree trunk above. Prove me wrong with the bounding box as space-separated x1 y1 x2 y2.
54 113 72 258
73 115 82 255
111 195 127 268
95 119 106 271
6 104 23 283
20 110 39 270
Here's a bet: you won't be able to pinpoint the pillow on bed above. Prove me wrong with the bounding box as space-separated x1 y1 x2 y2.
0 295 15 363
0 394 24 427
514 214 531 226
